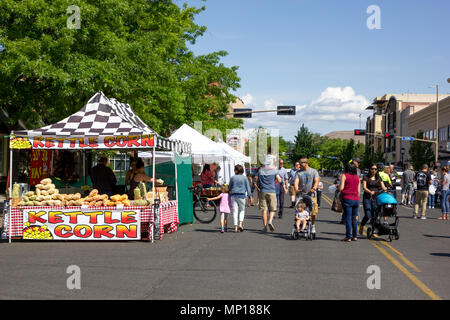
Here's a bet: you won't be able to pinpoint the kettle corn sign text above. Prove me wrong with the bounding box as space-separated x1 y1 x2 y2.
23 209 141 240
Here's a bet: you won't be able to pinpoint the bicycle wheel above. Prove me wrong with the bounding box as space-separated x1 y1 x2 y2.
193 198 217 223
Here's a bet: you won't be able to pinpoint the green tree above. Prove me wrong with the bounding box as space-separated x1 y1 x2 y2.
339 139 355 166
289 124 316 164
373 146 385 164
0 0 241 135
409 131 435 170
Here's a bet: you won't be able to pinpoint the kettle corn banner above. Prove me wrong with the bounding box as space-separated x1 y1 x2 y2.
23 209 141 240
10 134 155 150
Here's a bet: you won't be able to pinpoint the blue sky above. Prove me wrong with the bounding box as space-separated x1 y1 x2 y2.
181 0 450 140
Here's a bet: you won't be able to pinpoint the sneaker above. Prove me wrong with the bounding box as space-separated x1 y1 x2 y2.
311 225 316 234
413 215 417 219
262 226 268 233
268 222 275 232
421 216 427 220
220 228 225 233
432 207 435 209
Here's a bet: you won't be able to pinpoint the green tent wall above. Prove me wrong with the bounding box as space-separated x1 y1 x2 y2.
144 155 193 225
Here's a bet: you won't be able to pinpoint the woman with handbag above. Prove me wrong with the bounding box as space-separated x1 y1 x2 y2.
339 163 361 242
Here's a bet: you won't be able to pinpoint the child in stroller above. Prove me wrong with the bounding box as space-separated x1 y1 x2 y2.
290 194 314 240
366 191 400 242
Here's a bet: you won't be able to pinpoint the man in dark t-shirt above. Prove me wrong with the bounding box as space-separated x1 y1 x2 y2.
413 164 432 219
90 156 117 197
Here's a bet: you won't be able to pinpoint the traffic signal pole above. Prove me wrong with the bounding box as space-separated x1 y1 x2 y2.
364 132 437 144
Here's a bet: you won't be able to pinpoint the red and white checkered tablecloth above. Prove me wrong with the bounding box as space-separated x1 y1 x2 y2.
5 201 178 241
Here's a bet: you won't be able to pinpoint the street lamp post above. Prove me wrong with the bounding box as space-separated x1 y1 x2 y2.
429 85 439 166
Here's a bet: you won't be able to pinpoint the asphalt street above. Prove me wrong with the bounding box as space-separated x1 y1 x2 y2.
0 177 449 300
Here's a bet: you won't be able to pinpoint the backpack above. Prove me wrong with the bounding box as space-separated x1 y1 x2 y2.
416 172 428 188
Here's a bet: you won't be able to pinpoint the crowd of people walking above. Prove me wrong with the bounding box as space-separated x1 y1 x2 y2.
202 155 450 241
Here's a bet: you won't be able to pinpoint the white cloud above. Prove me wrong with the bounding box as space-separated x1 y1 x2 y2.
241 93 254 106
241 86 371 140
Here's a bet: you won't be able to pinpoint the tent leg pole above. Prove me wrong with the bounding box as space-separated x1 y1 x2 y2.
152 146 155 243
9 149 12 244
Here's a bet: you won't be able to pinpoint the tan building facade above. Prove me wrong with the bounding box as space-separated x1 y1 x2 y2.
408 96 450 166
365 93 450 165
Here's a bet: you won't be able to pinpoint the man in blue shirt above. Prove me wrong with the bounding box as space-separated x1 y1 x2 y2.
255 163 282 233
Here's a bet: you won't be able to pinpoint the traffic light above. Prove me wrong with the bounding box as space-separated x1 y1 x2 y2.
277 106 296 116
233 108 252 118
354 129 366 136
384 133 395 139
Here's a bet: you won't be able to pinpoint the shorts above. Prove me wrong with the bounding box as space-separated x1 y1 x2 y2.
289 185 299 197
402 183 413 195
260 192 277 212
309 195 319 218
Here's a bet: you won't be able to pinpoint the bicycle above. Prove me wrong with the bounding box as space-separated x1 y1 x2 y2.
189 185 217 223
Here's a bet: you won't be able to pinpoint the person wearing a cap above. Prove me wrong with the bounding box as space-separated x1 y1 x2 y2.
351 157 362 181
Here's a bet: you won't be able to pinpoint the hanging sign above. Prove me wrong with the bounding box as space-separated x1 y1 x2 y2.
11 134 155 150
29 150 52 186
22 209 141 240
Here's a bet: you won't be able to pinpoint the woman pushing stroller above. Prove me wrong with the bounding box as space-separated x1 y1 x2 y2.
359 164 387 237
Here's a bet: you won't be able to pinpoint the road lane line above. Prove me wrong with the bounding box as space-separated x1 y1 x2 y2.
380 242 421 273
322 193 422 272
369 240 441 300
320 190 441 298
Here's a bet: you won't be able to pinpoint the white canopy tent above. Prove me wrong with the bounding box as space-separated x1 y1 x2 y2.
160 124 251 184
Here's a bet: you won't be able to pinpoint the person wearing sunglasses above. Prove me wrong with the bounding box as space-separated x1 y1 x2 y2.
359 164 387 236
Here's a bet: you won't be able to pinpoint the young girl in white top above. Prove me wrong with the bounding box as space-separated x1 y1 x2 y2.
295 201 310 233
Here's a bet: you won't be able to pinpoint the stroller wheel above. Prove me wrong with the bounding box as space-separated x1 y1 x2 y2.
388 235 393 242
366 227 372 240
394 231 399 240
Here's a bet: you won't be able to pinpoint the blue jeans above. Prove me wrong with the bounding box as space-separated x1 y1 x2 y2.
428 194 435 208
342 198 359 239
362 198 377 226
441 190 450 213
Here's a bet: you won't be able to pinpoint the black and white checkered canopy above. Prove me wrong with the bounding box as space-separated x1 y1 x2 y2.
13 91 191 153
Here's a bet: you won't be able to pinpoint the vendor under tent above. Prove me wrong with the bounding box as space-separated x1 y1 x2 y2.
168 124 252 184
6 91 191 243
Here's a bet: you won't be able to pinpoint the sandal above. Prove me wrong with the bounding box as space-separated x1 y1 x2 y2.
238 226 244 232
352 237 358 241
438 216 445 220
342 238 352 242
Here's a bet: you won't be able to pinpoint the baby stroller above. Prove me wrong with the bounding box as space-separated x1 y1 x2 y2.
290 194 314 240
366 192 399 242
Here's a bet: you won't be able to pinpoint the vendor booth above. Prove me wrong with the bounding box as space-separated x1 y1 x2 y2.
168 124 251 184
4 91 191 243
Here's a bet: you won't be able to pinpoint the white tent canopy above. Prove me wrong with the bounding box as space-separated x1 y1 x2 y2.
169 124 227 163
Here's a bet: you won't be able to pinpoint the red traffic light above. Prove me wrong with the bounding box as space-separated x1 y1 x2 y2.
354 129 366 136
384 133 395 139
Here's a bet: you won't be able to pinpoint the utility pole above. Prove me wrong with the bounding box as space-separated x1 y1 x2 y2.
429 85 439 166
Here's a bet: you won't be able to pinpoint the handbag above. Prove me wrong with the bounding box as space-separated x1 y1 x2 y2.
429 184 436 195
331 192 343 212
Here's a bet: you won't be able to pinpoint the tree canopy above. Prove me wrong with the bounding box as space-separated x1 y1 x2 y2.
0 0 241 136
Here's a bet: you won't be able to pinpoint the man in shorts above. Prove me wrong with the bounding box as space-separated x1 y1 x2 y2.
401 165 415 205
294 157 320 235
255 160 282 233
